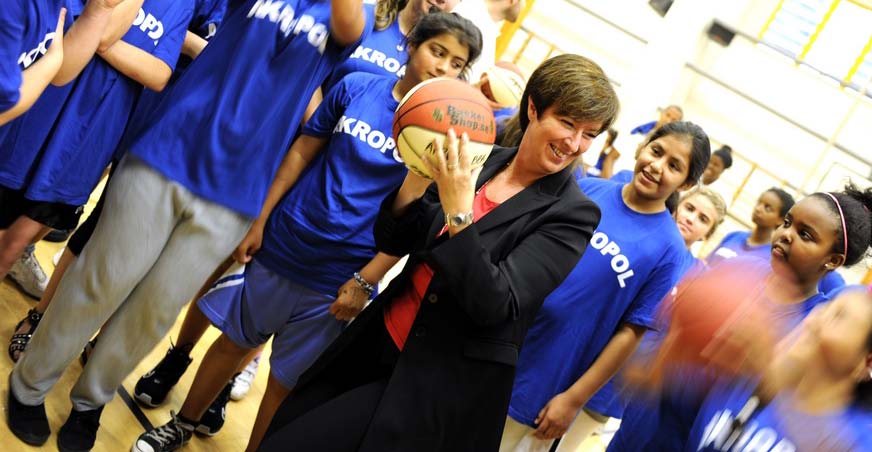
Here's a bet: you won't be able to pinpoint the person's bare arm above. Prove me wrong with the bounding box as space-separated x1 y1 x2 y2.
0 10 65 126
233 134 330 263
181 31 208 59
53 0 135 85
533 323 646 439
98 40 172 91
97 0 145 52
330 0 366 47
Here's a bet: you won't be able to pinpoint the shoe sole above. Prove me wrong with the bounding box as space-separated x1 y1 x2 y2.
9 429 49 447
7 374 50 446
58 440 92 452
6 276 43 300
194 424 221 437
133 392 163 408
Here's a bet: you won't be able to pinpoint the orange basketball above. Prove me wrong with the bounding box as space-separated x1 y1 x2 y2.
392 78 496 179
664 259 772 370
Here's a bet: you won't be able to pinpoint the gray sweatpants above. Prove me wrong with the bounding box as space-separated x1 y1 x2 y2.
11 156 253 410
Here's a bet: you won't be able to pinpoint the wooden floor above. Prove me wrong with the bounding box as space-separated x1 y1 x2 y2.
0 181 271 452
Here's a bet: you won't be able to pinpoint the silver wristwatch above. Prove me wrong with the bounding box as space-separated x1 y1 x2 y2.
445 211 474 228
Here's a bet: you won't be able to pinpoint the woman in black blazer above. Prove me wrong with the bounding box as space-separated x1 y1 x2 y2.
259 54 620 452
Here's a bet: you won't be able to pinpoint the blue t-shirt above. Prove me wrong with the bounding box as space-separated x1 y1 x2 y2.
127 0 373 218
509 178 687 425
826 283 866 300
607 275 829 452
256 73 405 295
190 0 227 39
689 379 872 452
0 0 70 143
818 269 846 294
610 169 633 185
322 12 404 93
707 231 772 267
0 0 191 204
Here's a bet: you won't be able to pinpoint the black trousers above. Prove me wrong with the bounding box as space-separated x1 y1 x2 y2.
260 316 399 451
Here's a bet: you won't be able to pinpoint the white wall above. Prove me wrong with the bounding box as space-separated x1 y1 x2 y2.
501 0 872 283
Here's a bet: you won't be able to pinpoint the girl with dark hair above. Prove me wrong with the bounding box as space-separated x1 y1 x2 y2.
701 145 733 185
130 0 461 415
501 121 711 452
609 183 872 452
131 12 482 452
688 184 872 450
708 187 795 266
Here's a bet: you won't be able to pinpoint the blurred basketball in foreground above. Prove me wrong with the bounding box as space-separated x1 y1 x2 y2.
661 259 774 374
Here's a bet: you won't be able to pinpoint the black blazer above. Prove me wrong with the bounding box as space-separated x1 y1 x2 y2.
278 146 600 451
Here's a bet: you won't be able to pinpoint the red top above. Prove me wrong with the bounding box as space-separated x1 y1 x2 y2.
384 183 502 350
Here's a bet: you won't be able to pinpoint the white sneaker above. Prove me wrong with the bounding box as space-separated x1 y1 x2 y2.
230 355 260 401
53 247 64 266
8 247 48 299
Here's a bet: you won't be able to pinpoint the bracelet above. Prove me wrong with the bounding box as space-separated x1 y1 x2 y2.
353 272 375 296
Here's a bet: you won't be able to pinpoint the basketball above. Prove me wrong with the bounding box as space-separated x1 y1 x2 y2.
484 64 527 108
393 78 496 179
663 259 773 372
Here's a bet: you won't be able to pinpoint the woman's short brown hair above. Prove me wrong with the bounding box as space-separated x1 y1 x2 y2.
518 54 619 135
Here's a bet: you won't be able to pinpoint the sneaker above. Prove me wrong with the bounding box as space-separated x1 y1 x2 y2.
195 379 234 436
53 247 65 266
230 356 260 401
134 344 193 408
131 412 194 452
7 247 48 299
43 228 73 243
58 406 103 452
6 376 50 446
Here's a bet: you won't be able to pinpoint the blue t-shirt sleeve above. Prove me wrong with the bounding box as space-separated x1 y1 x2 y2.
0 0 27 111
622 249 684 329
151 4 195 72
192 0 227 39
818 270 845 294
713 230 740 250
302 76 353 137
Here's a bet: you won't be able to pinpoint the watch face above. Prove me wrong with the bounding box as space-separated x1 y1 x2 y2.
448 212 473 226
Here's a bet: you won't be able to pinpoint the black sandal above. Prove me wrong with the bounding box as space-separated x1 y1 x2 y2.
8 309 43 363
80 337 98 366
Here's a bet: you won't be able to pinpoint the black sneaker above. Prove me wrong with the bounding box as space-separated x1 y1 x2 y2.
6 376 50 446
58 406 103 452
42 228 74 243
134 344 193 408
194 377 235 436
131 411 195 452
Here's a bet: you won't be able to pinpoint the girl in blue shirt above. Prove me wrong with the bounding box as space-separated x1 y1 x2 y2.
610 183 872 451
690 285 872 451
502 121 713 452
0 0 142 287
133 12 482 452
128 0 457 420
707 187 794 266
5 0 192 362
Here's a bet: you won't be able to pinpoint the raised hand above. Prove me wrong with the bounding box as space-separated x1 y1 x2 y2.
422 128 482 230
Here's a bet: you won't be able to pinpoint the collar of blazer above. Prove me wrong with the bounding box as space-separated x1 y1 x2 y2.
424 145 574 246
